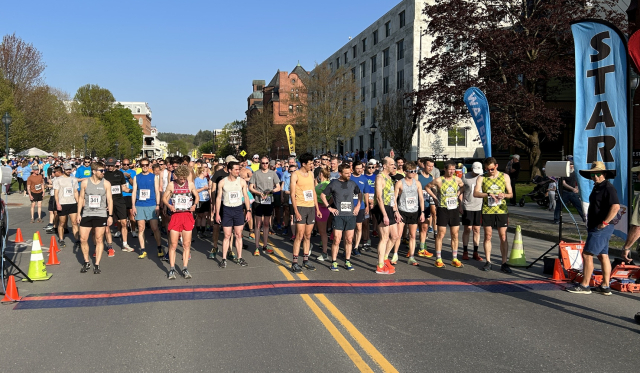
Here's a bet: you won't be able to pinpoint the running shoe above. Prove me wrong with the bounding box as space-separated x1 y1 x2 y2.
500 263 513 274
237 258 248 267
93 265 101 274
372 231 379 238
435 258 445 268
291 263 303 273
405 251 411 258
303 261 316 271
157 248 164 258
74 241 80 250
253 248 260 256
58 239 66 248
330 261 339 272
138 251 147 259
384 259 396 274
565 284 591 294
352 248 361 256
108 248 115 257
80 262 91 273
121 244 134 252
451 258 463 268
249 232 255 240
391 253 399 265
483 262 492 272
282 227 288 235
264 247 274 255
114 231 122 238
228 250 236 260
276 223 282 231
417 249 433 258
402 237 410 245
162 253 169 262
462 251 469 260
592 285 612 296
427 227 433 233
168 269 177 280
376 265 390 274
344 260 354 271
361 244 370 252
318 253 329 261
290 235 296 242
407 257 419 266
131 231 138 238
183 269 192 279
219 259 227 268
92 252 96 258
473 252 484 261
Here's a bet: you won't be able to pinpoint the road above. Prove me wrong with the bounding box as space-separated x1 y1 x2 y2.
1 194 638 372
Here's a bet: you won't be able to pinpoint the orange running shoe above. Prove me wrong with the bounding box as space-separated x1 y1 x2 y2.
108 248 115 257
473 252 484 261
435 258 446 268
451 258 463 268
376 265 390 274
417 249 433 258
462 251 469 260
384 259 396 274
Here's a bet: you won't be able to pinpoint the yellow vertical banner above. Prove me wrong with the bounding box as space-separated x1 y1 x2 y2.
285 125 296 155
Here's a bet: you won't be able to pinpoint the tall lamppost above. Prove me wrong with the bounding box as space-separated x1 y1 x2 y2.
369 124 377 160
115 141 119 159
2 112 12 158
83 134 88 157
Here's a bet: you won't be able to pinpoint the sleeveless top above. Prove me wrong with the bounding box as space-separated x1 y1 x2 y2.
439 177 459 210
481 172 508 214
398 178 419 213
316 181 330 204
135 173 156 207
171 180 193 213
294 170 315 208
82 179 107 218
375 173 395 207
222 176 243 207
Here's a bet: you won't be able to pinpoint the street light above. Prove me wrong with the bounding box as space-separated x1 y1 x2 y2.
2 112 12 158
83 134 88 157
369 124 377 159
115 141 119 159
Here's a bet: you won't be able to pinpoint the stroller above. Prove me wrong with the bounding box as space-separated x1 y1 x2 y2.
518 175 552 207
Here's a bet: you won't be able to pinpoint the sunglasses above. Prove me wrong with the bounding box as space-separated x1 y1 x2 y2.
406 170 417 173
367 166 375 168
122 163 130 166
322 159 329 161
96 169 105 172
261 162 269 165
486 167 496 172
141 164 150 167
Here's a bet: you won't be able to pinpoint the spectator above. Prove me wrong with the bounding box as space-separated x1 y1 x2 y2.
505 154 520 206
553 161 585 223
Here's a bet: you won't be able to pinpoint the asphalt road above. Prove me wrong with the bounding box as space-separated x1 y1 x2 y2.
1 196 639 372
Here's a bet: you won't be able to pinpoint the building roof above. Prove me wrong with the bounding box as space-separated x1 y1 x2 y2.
252 80 266 86
267 70 280 90
291 64 309 86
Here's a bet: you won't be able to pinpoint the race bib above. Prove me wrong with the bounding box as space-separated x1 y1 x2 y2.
340 201 352 212
229 191 240 204
139 189 151 200
35 184 42 191
488 195 500 207
201 190 210 201
174 195 192 210
406 196 417 208
303 190 314 201
63 187 73 197
261 194 272 205
111 185 121 195
446 197 458 210
89 195 101 209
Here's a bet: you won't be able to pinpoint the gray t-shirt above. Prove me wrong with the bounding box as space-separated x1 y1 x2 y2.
431 167 440 180
249 170 280 203
53 176 79 205
330 171 340 180
462 172 482 211
323 179 361 216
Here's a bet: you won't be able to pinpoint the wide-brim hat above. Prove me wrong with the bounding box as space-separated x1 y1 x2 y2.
579 161 616 179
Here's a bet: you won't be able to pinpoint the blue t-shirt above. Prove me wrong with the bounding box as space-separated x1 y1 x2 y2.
121 169 137 197
43 163 51 178
363 173 376 193
194 176 210 201
76 165 92 190
134 173 156 207
282 171 292 204
274 169 284 195
350 174 370 209
16 166 23 179
21 166 31 181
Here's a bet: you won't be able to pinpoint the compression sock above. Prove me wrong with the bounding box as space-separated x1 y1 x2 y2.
436 251 442 260
452 249 458 259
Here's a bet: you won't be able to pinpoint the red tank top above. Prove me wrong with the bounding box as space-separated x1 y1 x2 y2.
172 181 193 212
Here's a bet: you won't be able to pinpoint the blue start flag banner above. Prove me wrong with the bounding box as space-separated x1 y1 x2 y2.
571 19 629 239
463 87 491 157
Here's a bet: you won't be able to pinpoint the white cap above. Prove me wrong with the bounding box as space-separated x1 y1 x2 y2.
472 162 483 174
367 159 377 165
252 154 260 159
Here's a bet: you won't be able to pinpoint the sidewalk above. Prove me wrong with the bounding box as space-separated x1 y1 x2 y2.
3 191 38 209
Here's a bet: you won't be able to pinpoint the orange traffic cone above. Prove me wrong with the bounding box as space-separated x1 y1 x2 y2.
15 228 24 243
47 241 60 265
550 258 567 282
1 275 22 302
49 236 60 253
36 231 43 247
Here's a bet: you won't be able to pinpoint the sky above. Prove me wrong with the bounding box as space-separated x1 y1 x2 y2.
2 0 399 134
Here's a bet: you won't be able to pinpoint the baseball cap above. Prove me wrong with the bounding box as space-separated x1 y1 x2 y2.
63 162 73 170
367 159 377 165
269 160 275 166
472 162 483 174
105 157 117 166
252 154 259 159
225 155 238 163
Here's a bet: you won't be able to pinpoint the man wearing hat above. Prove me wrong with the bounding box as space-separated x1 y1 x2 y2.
567 161 620 295
250 154 260 172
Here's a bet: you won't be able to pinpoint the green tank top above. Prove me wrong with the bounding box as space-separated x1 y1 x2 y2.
481 172 508 214
438 177 459 209
375 173 395 207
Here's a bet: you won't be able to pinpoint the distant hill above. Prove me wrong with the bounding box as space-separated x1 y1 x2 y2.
157 132 195 144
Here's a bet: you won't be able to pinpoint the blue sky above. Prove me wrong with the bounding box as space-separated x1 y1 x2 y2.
2 0 398 134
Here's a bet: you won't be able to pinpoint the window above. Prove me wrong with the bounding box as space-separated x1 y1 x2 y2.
350 138 354 152
359 135 364 150
257 85 263 91
289 105 293 113
290 93 294 99
136 107 141 113
383 76 389 94
361 86 366 102
371 55 377 73
397 39 404 60
372 82 377 98
336 57 340 69
361 111 365 126
291 79 296 84
138 118 143 125
373 30 378 45
344 51 348 64
448 128 467 146
371 108 376 124
370 133 375 148
296 105 302 113
399 10 406 28
352 45 357 59
397 70 404 89
362 38 367 52
351 67 356 82
383 48 390 67
385 21 390 37
360 62 366 78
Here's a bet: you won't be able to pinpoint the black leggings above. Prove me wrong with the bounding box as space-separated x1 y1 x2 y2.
17 179 26 192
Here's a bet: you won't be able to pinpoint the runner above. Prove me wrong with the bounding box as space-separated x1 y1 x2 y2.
350 161 371 256
372 157 400 274
209 156 233 258
289 153 321 273
416 158 435 258
362 159 377 250
194 166 212 239
77 161 113 274
315 167 332 261
430 160 464 269
329 157 340 180
103 157 132 256
120 158 138 239
461 162 484 261
45 166 63 234
163 165 199 279
393 161 425 266
53 162 80 248
248 156 281 255
473 157 514 273
26 167 45 223
215 161 251 268
131 158 163 259
281 161 297 240
76 156 92 189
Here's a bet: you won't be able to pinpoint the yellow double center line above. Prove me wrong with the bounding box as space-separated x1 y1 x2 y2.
266 240 398 373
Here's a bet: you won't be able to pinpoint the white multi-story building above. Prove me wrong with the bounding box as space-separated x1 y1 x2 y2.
142 127 167 159
321 0 483 160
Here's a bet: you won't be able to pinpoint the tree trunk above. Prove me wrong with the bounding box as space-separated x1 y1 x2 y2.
528 130 541 179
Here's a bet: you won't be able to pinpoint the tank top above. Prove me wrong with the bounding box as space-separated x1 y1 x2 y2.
316 181 330 204
222 176 243 207
194 176 210 201
482 172 508 214
375 173 395 207
439 177 459 210
82 178 107 218
294 170 315 208
398 178 419 213
171 180 193 213
135 173 156 207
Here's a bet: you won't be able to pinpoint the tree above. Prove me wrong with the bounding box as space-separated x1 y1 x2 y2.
194 130 214 146
10 85 65 152
0 33 46 107
431 134 445 158
215 120 246 158
198 139 215 154
374 90 414 158
415 0 625 176
246 106 280 156
301 62 361 153
101 104 143 156
73 84 115 118
168 139 190 156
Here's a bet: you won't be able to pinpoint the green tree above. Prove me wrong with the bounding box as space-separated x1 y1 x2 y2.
198 139 215 155
9 85 65 152
168 139 190 156
102 104 143 156
73 84 115 118
194 130 214 146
